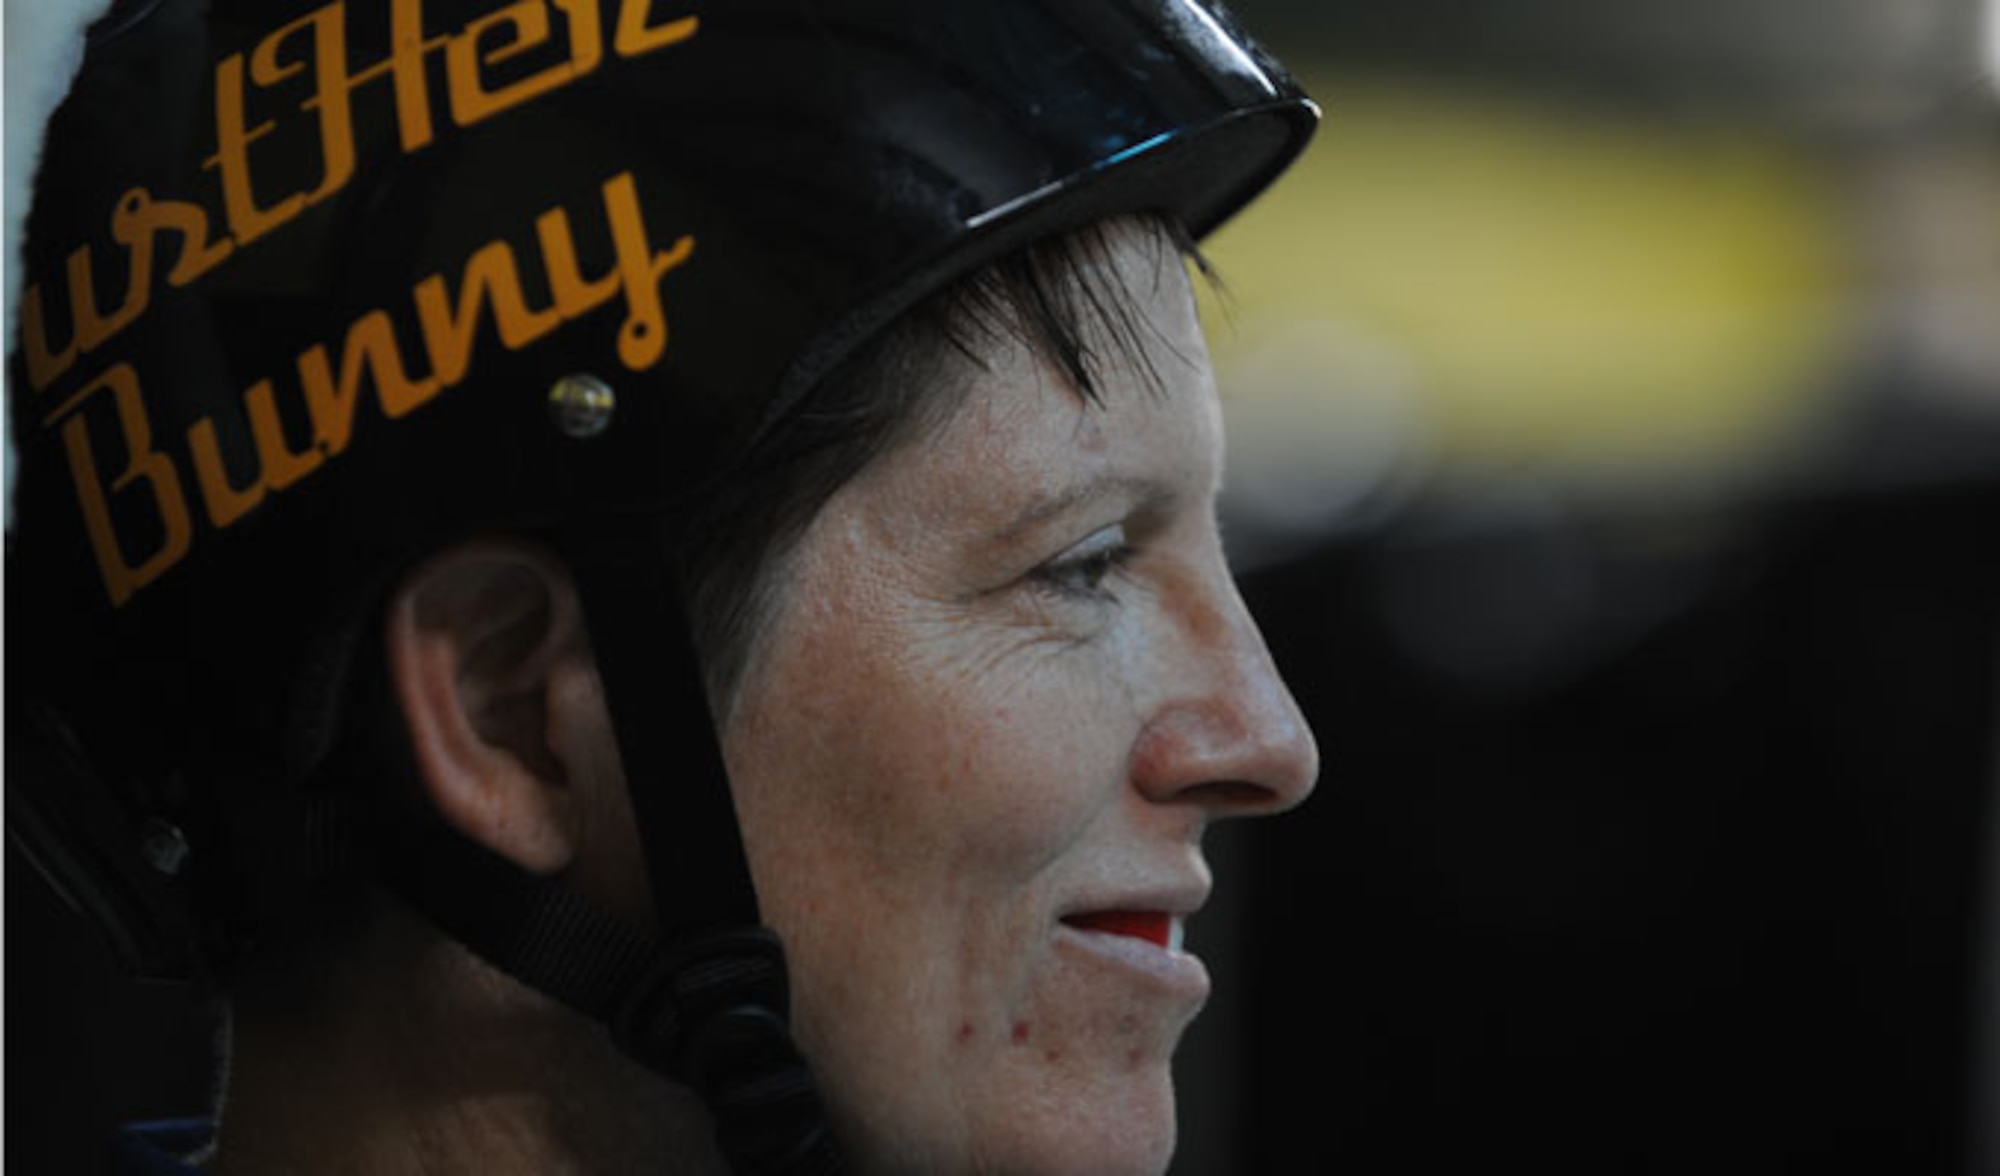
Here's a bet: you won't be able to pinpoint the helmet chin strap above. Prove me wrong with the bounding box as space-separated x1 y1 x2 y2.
384 830 839 1174
383 517 843 1175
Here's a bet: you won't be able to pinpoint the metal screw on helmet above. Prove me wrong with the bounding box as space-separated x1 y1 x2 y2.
140 819 191 877
549 373 617 439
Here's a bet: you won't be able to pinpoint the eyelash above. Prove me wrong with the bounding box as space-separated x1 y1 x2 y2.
1030 526 1135 603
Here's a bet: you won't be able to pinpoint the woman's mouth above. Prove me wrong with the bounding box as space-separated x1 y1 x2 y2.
1060 910 1182 953
1055 908 1208 1002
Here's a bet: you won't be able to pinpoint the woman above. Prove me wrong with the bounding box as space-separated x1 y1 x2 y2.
7 2 1320 1172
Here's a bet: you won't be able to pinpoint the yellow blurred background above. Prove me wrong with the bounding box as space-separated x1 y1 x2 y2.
1200 2 2000 562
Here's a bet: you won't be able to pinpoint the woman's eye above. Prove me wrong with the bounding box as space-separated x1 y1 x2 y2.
1030 525 1133 602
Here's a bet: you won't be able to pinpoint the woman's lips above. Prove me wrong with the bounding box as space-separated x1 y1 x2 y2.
1061 910 1176 950
1056 908 1207 1002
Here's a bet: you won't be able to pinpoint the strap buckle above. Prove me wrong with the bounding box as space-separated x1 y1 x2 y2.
612 925 794 1093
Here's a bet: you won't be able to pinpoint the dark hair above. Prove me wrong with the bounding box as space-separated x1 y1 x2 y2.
677 213 1214 706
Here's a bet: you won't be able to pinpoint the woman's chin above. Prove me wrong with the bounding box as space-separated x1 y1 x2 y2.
834 1065 1180 1176
990 1079 1180 1176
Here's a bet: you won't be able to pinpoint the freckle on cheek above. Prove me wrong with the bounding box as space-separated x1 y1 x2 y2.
956 1022 975 1046
1012 1021 1031 1045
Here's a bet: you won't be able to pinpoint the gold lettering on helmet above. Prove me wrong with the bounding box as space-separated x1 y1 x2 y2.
18 286 80 393
333 0 452 158
614 0 699 55
296 311 444 456
20 189 235 392
414 245 565 388
447 0 604 126
33 233 152 384
23 0 699 395
116 190 237 288
604 172 696 370
208 50 308 248
54 365 196 608
189 375 327 529
39 171 694 607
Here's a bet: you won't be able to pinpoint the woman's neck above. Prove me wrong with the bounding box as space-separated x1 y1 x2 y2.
209 895 727 1176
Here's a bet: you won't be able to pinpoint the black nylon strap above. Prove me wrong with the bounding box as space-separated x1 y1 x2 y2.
383 826 845 1175
386 824 658 1018
553 517 763 935
376 517 842 1172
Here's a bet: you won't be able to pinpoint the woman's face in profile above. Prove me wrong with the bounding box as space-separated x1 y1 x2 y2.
722 225 1319 1175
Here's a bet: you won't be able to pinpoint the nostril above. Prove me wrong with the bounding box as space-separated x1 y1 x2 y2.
1128 692 1318 815
1186 779 1281 810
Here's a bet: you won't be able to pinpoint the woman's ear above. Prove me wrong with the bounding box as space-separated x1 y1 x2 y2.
383 539 599 875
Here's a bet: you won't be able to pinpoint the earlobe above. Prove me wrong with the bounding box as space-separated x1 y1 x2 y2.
385 540 594 875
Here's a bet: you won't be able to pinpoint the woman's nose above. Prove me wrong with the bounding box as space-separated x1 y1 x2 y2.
1128 569 1320 820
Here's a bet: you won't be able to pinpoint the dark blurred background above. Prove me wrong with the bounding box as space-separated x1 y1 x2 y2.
11 1 1999 1173
1178 1 2000 1174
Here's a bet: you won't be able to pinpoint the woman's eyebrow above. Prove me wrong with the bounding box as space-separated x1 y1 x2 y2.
989 474 1179 545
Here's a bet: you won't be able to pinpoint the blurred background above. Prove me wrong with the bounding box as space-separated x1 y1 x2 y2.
1178 0 2000 1173
9 1 1998 1173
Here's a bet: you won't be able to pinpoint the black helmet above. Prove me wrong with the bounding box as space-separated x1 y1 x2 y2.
7 0 1315 1169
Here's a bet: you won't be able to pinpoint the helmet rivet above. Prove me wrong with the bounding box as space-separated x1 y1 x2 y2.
140 819 191 877
549 373 617 439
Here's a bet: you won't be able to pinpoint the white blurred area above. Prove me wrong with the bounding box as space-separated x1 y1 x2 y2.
1210 0 2000 568
1989 0 2000 97
3 0 117 521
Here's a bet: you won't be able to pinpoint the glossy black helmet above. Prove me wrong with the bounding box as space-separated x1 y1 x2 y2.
7 0 1314 1167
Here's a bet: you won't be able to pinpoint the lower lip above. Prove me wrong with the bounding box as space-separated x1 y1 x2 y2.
1054 920 1211 1003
